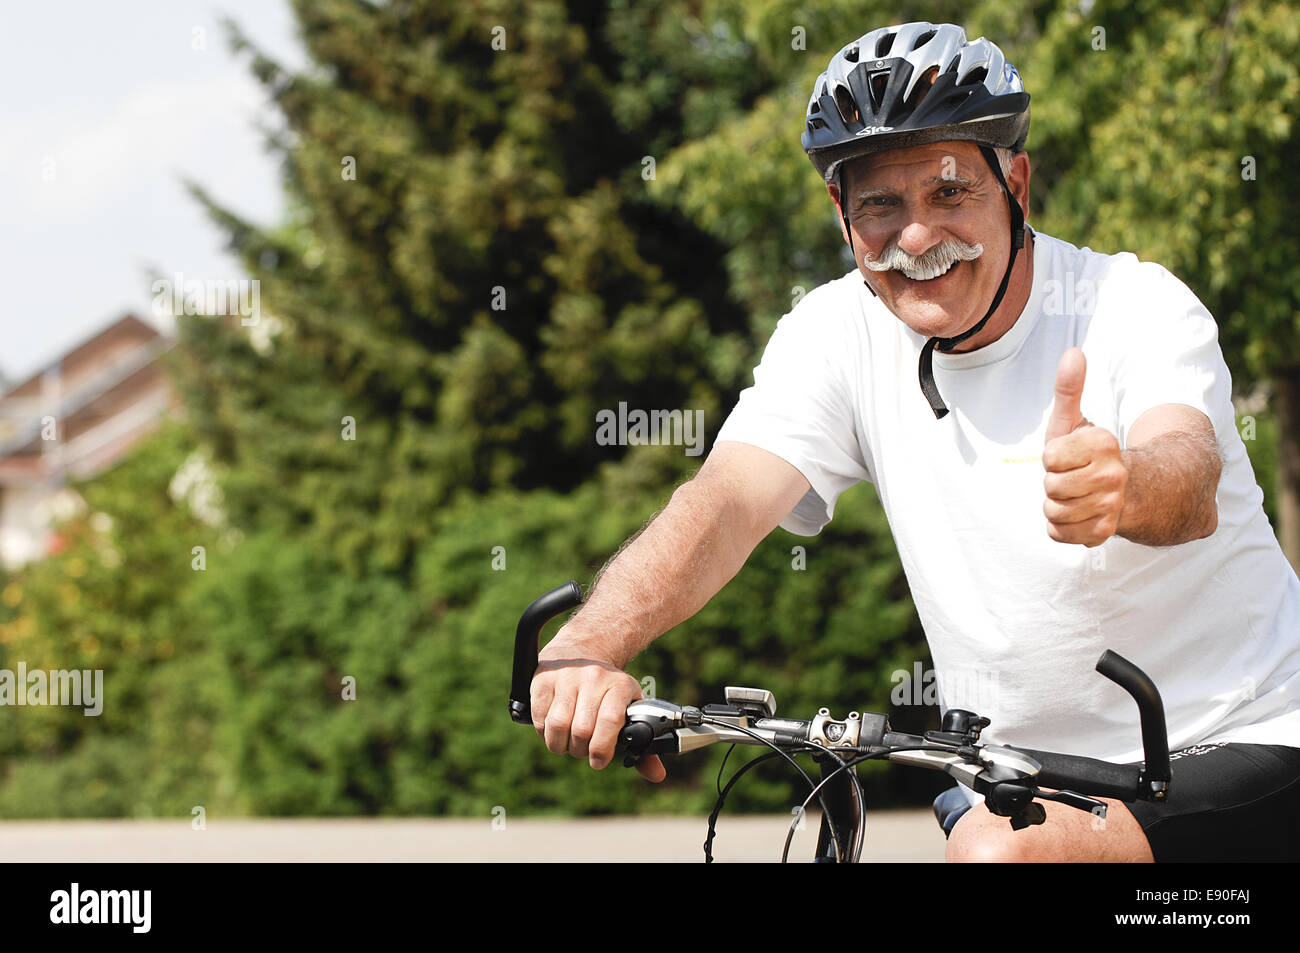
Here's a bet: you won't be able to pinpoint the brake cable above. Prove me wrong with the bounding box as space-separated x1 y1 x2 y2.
702 712 852 863
705 750 783 863
699 715 880 864
699 716 842 862
778 742 869 863
716 744 736 797
782 744 964 863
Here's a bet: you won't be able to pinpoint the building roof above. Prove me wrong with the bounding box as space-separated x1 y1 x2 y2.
1 314 165 400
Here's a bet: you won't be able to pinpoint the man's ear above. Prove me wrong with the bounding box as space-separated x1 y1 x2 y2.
1008 151 1031 220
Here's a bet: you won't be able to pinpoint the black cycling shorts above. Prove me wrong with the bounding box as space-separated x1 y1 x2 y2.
1124 742 1300 862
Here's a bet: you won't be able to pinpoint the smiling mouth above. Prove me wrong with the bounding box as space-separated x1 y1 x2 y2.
899 259 961 283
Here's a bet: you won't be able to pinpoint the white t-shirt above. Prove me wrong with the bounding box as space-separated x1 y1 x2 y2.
715 230 1300 792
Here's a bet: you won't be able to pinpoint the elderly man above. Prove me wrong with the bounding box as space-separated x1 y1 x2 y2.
529 22 1300 862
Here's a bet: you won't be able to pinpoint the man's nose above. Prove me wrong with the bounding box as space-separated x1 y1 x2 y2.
896 217 942 258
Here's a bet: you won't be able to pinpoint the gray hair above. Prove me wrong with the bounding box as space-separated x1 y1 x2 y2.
994 146 1015 178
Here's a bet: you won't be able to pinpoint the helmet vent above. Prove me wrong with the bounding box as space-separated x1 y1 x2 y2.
869 70 891 111
834 84 860 125
875 32 895 58
905 66 940 112
844 44 859 62
913 29 937 50
960 65 988 87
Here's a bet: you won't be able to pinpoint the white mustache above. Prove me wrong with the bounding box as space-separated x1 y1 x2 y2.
863 238 983 281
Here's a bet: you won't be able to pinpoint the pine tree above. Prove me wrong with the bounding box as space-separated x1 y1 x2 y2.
177 0 757 576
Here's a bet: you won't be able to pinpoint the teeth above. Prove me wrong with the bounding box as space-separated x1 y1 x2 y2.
902 259 957 281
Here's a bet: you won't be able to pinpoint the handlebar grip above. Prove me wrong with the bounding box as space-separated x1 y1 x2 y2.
508 581 584 725
1007 747 1143 801
1095 650 1171 786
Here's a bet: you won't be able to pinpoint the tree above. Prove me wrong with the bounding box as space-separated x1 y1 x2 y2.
177 0 759 576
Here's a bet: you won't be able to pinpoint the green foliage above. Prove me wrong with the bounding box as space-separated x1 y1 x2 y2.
0 422 231 818
182 532 423 815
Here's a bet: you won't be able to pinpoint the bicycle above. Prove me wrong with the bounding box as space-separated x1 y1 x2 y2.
508 582 1172 863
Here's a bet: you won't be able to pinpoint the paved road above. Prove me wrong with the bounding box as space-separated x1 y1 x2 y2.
0 810 945 862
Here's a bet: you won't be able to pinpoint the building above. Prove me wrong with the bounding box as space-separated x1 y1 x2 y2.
0 315 176 568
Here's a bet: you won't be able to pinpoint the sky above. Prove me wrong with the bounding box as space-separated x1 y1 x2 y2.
0 0 307 386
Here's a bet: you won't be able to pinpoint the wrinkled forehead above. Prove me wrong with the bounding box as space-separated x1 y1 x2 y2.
842 141 987 192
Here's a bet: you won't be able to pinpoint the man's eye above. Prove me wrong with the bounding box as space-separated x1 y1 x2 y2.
938 186 966 199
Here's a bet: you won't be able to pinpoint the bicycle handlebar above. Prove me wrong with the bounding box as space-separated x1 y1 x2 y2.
1004 747 1143 800
507 581 1172 812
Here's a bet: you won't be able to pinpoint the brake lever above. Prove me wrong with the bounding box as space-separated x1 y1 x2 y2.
619 730 679 768
619 721 655 766
616 699 691 767
983 781 1045 830
986 782 1108 830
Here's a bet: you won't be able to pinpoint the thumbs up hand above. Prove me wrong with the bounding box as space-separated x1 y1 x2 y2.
1042 348 1128 547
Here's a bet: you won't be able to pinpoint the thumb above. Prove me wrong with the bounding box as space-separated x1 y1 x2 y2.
1045 347 1087 443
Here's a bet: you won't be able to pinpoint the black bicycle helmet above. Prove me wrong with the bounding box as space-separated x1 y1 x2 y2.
802 22 1031 419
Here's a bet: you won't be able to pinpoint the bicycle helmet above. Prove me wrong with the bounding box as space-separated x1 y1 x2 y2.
802 22 1031 419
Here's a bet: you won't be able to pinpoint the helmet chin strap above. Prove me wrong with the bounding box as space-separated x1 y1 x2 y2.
916 146 1027 419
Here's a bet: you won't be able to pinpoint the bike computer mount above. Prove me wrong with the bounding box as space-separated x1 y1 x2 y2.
725 686 776 719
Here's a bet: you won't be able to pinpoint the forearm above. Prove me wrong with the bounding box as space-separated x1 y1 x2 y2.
546 479 754 668
1118 429 1222 546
